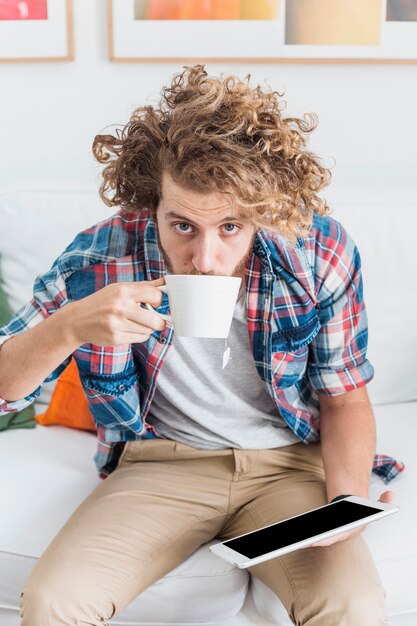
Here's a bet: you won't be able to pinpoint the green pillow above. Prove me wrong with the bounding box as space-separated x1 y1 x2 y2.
0 272 12 322
0 269 36 431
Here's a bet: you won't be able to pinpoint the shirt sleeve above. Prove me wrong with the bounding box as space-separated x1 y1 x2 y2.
0 259 72 414
307 215 375 396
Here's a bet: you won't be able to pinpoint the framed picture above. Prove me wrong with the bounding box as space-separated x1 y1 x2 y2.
0 0 74 62
108 0 417 63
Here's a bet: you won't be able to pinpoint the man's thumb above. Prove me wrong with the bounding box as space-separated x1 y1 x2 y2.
378 491 395 504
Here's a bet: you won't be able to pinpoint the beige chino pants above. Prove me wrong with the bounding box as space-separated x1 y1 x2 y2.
20 439 388 625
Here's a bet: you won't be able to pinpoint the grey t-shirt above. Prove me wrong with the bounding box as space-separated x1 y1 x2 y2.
147 283 300 449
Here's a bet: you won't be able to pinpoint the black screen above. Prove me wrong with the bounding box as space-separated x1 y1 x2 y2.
223 501 381 559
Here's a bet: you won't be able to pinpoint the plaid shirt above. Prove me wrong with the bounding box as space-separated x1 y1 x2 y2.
0 208 405 484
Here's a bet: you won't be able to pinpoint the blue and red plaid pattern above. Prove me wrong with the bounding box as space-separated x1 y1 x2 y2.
0 208 405 484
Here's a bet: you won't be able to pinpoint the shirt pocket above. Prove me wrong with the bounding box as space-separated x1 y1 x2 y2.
271 314 321 352
270 315 320 389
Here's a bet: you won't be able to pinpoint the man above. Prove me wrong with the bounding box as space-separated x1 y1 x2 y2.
0 65 402 625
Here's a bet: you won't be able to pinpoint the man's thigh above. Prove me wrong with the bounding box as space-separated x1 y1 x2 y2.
216 444 387 625
20 441 231 625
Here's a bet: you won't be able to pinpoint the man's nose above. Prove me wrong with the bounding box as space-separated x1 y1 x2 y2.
191 237 217 274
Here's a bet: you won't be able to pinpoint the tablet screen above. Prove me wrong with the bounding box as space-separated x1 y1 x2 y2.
223 501 381 559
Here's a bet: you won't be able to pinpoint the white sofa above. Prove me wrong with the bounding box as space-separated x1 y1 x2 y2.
0 181 415 626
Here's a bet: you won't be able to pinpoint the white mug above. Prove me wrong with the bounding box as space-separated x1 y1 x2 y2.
146 274 242 338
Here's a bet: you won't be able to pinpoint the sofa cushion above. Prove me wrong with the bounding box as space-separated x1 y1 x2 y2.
0 405 36 432
36 358 96 432
0 268 11 324
327 185 417 406
0 425 100 557
0 425 248 624
0 181 113 411
0 181 111 314
0 547 249 626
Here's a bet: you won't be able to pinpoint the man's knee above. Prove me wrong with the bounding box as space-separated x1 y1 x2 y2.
20 577 116 626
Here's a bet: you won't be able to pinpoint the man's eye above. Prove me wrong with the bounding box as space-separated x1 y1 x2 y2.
174 223 192 233
222 224 239 234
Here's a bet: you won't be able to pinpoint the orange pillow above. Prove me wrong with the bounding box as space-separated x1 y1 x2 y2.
36 358 96 432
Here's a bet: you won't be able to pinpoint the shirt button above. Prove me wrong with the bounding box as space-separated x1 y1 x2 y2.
159 337 167 344
118 384 125 391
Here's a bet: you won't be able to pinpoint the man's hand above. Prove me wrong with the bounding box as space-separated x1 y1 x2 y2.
307 490 395 548
65 277 167 347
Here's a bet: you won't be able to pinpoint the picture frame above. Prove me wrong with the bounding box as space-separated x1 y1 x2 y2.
0 0 74 63
108 0 417 64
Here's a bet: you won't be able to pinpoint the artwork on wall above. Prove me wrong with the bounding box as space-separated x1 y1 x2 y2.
0 0 73 62
108 0 417 63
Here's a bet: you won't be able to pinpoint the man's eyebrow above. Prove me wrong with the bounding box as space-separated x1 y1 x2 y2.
164 211 241 225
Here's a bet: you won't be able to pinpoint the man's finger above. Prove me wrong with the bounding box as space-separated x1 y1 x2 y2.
378 491 395 504
147 277 166 285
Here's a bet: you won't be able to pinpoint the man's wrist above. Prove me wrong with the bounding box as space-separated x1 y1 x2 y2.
57 301 83 349
326 479 370 504
329 494 352 503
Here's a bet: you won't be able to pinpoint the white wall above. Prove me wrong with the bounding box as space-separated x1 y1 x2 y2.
1 0 417 192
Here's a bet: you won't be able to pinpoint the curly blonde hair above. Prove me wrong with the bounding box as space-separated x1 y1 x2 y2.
93 64 331 246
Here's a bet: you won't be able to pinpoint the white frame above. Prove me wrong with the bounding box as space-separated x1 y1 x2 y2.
108 0 417 63
0 0 74 62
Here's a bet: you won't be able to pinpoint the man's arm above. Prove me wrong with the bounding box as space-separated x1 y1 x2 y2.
0 302 80 402
319 385 376 503
0 279 166 406
308 384 394 548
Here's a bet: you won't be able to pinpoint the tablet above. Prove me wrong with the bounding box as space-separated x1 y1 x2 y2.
209 496 399 568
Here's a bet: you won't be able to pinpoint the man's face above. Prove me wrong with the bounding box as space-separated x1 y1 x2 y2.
155 173 256 277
